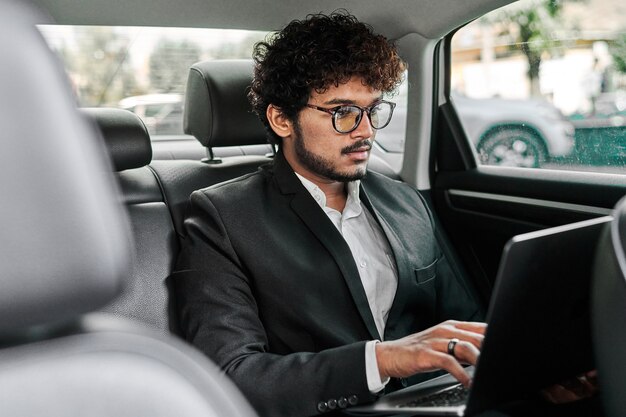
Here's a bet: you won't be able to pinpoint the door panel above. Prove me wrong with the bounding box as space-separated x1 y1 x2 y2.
432 103 626 300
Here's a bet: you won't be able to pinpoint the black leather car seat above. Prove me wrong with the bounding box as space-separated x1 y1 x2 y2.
150 60 274 237
0 2 257 416
82 107 180 334
592 195 626 417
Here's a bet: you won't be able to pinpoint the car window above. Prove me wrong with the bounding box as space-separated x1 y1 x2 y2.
38 26 268 137
144 104 166 118
372 76 408 172
451 0 626 173
39 24 409 171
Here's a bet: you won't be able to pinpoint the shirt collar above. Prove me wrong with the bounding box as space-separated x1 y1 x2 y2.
295 173 361 214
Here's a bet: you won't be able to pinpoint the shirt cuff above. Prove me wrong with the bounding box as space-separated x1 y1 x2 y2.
365 340 390 393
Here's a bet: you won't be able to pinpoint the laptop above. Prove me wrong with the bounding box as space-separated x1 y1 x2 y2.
350 215 611 416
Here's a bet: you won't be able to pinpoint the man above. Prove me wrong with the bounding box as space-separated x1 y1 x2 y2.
173 12 485 417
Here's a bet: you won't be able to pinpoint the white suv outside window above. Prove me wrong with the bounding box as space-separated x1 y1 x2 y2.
451 0 626 173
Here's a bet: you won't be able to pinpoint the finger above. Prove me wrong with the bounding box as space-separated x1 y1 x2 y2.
430 351 472 387
562 375 600 398
541 387 557 404
585 370 598 386
449 340 481 366
438 328 484 349
554 384 582 403
541 386 557 404
542 384 581 404
453 321 487 335
455 329 485 349
577 375 597 394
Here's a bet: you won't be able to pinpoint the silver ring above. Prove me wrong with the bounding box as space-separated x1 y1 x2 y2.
447 338 459 356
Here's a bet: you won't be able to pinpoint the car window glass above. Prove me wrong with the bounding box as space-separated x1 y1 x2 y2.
372 73 408 172
451 0 626 173
38 24 408 172
144 104 166 118
38 25 268 137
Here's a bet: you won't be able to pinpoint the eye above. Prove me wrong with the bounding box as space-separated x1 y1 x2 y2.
334 106 356 118
370 102 386 115
333 106 361 132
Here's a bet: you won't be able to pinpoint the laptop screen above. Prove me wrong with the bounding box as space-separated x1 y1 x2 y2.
466 216 611 414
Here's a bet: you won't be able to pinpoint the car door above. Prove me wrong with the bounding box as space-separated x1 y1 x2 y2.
429 0 626 303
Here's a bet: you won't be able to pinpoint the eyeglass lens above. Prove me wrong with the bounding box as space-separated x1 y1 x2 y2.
334 102 393 133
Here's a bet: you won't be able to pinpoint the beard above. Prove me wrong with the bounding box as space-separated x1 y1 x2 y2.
292 120 370 182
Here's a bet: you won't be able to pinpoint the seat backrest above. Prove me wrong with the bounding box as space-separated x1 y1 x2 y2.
0 1 129 336
592 196 626 417
0 3 256 415
83 107 180 334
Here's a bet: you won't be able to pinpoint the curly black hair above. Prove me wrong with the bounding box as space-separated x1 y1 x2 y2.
248 11 406 145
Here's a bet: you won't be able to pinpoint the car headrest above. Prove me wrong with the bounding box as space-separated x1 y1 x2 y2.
184 59 267 148
0 0 130 334
82 108 152 171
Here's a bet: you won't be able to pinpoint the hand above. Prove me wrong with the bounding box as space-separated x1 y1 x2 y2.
375 320 487 387
541 370 599 404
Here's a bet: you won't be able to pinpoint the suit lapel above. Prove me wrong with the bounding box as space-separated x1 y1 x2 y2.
272 153 381 340
359 184 412 340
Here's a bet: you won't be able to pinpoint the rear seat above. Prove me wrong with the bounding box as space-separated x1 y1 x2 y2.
85 59 400 335
82 107 180 334
82 61 272 333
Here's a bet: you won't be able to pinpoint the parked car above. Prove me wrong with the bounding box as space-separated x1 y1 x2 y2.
374 92 575 169
119 94 184 136
452 94 575 168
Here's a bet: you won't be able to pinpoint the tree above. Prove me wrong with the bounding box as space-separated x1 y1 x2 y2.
494 0 567 97
206 33 264 59
149 39 201 93
610 32 626 74
65 27 140 106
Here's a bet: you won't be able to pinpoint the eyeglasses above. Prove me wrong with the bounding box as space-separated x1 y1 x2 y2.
305 100 396 134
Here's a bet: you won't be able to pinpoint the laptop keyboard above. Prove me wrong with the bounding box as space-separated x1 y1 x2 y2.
398 383 469 408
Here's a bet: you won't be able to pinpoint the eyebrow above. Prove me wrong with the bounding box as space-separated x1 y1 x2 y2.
323 96 384 106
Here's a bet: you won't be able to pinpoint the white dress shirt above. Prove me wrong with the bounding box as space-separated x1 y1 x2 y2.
295 174 397 392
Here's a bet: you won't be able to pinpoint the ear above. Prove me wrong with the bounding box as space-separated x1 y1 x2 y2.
266 105 293 139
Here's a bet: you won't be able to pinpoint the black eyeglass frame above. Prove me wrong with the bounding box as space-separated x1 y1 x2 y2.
305 100 396 134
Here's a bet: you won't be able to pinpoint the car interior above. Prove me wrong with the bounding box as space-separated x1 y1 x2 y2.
3 0 626 415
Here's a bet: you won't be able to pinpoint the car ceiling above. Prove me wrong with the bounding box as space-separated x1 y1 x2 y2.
32 0 515 40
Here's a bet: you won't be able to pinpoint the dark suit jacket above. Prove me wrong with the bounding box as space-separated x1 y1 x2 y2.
173 152 484 417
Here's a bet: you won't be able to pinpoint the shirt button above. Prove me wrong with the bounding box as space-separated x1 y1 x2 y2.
338 397 348 408
348 395 358 405
327 399 337 410
360 260 367 268
400 378 408 387
317 401 328 413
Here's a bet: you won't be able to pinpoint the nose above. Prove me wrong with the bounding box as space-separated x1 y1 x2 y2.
350 111 374 139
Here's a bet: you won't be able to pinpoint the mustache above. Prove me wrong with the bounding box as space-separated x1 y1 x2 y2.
341 139 372 154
